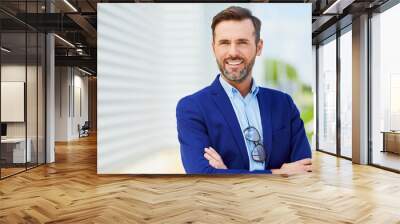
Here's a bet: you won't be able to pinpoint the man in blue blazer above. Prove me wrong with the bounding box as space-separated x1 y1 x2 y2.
176 6 312 174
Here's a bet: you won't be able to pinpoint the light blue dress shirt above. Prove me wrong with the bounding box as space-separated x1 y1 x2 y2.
219 75 265 171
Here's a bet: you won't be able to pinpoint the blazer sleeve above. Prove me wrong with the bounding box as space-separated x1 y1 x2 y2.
176 96 271 174
285 94 312 161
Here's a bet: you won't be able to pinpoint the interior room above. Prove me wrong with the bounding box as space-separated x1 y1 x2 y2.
0 0 399 223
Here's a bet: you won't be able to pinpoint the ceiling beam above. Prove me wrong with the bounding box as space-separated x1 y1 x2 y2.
67 13 97 46
322 0 356 14
55 55 96 71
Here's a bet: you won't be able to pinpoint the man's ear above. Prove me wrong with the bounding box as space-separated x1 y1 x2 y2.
256 39 264 56
212 40 216 55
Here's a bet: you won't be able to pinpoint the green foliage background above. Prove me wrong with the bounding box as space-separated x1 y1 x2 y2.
264 59 314 141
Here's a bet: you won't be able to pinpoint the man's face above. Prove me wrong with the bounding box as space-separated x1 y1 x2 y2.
212 19 263 83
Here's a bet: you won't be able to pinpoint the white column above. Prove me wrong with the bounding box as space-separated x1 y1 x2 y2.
45 0 56 163
46 33 55 163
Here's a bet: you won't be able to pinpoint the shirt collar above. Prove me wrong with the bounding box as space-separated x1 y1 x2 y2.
219 74 259 98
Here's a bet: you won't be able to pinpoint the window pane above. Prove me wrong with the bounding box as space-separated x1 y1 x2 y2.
371 3 400 171
340 30 352 158
318 38 337 154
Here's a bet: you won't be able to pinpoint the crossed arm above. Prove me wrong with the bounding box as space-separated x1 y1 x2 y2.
177 96 313 175
204 147 312 175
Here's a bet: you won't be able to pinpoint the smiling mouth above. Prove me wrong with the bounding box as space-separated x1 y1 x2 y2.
225 59 244 66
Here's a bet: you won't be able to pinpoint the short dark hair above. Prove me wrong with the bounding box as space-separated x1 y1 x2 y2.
211 6 261 44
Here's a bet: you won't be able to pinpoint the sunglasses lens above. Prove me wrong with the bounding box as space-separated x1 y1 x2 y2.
244 127 260 142
252 145 266 162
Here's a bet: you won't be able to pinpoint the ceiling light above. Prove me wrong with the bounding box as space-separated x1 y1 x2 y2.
63 0 78 12
1 47 11 53
78 67 92 76
323 0 355 15
54 34 75 48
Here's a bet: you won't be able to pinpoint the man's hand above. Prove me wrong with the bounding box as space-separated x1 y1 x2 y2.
271 158 313 175
204 147 312 174
204 147 227 169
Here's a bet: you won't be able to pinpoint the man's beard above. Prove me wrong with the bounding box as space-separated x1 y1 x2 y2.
217 56 256 83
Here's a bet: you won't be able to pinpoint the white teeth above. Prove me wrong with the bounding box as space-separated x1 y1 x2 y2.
226 59 243 65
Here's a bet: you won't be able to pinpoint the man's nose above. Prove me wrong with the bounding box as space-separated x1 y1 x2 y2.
227 44 240 57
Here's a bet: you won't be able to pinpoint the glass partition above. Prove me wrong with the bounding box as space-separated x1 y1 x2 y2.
1 31 28 177
0 1 46 179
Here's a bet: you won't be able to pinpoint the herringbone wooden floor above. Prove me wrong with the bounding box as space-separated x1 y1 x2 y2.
1 134 400 224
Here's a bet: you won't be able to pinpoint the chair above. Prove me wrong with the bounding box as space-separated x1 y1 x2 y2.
79 121 90 138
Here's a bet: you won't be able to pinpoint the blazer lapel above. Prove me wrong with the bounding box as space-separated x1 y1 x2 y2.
210 76 249 169
257 89 273 168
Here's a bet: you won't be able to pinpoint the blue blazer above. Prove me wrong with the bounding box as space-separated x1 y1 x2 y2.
176 75 311 174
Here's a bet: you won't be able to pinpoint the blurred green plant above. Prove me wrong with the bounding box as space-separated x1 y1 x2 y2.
264 59 314 142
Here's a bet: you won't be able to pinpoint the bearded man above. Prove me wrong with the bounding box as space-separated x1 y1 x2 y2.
176 6 312 174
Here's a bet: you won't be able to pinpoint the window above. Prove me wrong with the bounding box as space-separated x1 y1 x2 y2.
318 37 337 154
371 3 400 171
339 29 352 158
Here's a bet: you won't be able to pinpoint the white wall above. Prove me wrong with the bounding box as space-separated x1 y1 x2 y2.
1 65 38 137
72 73 89 138
55 67 89 141
98 4 213 174
55 66 68 141
1 82 25 122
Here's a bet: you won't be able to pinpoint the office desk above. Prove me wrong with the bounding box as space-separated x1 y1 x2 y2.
381 131 400 154
1 138 31 163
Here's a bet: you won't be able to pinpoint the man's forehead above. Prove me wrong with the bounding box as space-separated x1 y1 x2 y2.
214 19 255 40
